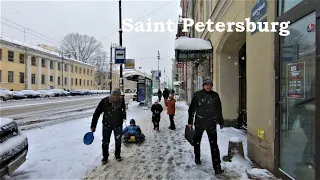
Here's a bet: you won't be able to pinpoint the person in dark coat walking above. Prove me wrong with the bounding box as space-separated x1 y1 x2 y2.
90 88 126 164
151 99 163 131
163 88 169 101
157 89 162 101
188 77 224 175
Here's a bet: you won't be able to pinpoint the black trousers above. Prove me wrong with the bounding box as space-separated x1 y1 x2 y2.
152 115 160 129
102 125 122 158
169 115 175 129
193 125 221 167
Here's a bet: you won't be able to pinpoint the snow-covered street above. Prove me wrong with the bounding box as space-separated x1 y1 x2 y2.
3 98 275 180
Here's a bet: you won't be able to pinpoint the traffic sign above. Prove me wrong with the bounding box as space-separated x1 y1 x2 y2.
115 47 126 64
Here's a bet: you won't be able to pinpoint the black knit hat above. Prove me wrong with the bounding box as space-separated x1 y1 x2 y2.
203 77 213 86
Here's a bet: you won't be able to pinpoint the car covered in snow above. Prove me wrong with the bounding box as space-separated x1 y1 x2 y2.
0 118 28 178
20 90 41 99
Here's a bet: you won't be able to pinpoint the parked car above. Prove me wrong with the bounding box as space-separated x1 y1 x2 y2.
36 90 55 98
20 90 41 99
82 89 92 95
47 89 64 97
12 91 27 100
0 118 28 178
0 89 11 101
62 90 70 96
70 90 85 96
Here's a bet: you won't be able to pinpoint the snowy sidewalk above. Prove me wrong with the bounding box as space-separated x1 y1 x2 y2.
84 100 273 180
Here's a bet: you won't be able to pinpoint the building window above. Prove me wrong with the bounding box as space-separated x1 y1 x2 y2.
20 54 25 64
84 79 86 86
31 74 36 84
58 63 61 70
8 51 14 62
71 65 73 72
79 67 82 74
278 12 316 179
71 78 73 85
8 71 14 83
65 64 67 71
83 68 86 74
87 80 89 86
278 0 302 16
75 66 78 73
31 57 36 66
41 59 46 67
79 79 82 86
41 75 45 84
91 70 92 76
206 0 211 19
58 77 61 85
65 77 67 85
19 72 24 83
0 49 2 60
91 80 92 86
50 61 53 69
75 78 78 85
0 70 1 82
50 76 53 82
87 69 89 75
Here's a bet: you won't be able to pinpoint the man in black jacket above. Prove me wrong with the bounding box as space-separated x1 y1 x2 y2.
151 99 163 131
90 88 126 164
188 77 224 175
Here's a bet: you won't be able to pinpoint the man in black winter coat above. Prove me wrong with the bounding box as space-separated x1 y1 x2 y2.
188 77 224 175
157 89 162 101
163 88 169 101
151 99 163 131
90 88 126 164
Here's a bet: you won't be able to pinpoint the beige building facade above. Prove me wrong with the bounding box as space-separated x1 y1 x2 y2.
178 0 319 179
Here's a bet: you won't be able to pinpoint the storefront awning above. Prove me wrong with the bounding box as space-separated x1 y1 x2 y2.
174 37 213 62
123 70 152 82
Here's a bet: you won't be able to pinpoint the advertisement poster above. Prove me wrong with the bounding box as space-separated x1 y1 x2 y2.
124 59 135 69
287 62 305 99
137 83 146 102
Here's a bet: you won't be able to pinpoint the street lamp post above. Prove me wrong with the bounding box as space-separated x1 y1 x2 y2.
119 0 124 93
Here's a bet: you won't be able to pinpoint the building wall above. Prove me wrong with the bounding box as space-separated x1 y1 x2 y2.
192 0 277 173
0 41 96 91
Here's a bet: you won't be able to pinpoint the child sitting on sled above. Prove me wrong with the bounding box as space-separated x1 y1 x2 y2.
122 119 145 143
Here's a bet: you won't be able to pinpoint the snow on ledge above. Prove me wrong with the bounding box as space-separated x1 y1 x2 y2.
229 136 242 143
174 37 212 50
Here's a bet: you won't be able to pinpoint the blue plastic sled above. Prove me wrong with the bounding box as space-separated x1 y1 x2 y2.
83 132 94 145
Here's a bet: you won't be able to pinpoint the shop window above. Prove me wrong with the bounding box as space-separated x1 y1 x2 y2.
50 61 53 69
20 54 25 64
41 75 45 84
8 71 14 83
31 74 36 84
50 76 53 82
279 12 316 179
20 72 24 83
278 0 302 16
8 51 14 62
31 57 36 66
42 59 46 67
58 77 61 85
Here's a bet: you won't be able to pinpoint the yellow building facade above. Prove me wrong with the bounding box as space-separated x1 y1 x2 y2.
0 38 97 90
188 0 319 179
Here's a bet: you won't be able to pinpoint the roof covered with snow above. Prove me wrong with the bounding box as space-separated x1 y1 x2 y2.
0 36 96 68
174 37 212 51
123 70 152 82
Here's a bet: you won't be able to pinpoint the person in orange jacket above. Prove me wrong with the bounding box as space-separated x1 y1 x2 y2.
165 95 176 130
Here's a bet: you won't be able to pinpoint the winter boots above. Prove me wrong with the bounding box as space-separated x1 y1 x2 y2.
115 155 122 161
195 158 201 165
102 157 108 164
214 165 224 175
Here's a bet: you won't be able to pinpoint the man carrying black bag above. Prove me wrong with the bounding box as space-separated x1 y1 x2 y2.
188 77 224 175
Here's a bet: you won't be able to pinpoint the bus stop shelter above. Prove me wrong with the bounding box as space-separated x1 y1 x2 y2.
123 70 153 107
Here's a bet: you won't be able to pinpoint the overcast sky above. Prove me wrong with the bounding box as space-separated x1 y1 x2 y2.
1 0 181 82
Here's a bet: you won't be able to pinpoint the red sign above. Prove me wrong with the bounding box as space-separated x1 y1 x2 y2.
307 24 315 32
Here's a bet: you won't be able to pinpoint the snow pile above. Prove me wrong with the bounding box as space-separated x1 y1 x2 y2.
229 136 242 143
246 168 278 180
0 117 14 126
174 37 212 50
